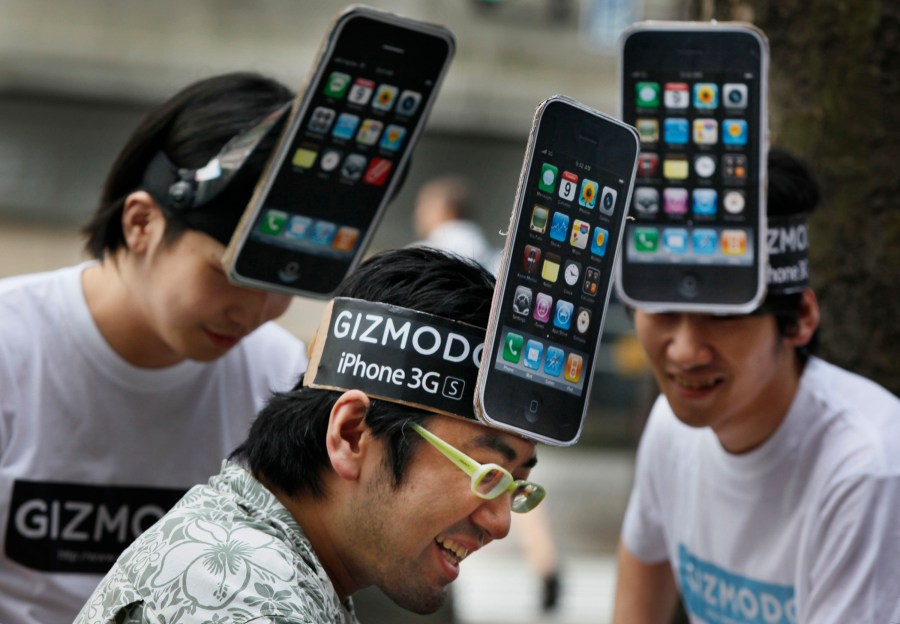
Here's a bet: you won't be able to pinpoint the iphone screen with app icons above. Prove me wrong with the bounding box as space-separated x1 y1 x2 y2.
477 96 638 445
226 9 454 297
617 23 768 312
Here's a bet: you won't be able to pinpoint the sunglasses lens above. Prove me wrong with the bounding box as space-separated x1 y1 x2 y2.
474 466 511 498
511 482 546 513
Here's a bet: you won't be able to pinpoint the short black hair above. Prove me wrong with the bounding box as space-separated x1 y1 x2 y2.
82 72 292 258
231 247 496 498
761 147 822 359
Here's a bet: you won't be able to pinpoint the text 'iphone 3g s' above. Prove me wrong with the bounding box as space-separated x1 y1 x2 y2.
475 96 639 446
616 22 769 313
224 6 454 297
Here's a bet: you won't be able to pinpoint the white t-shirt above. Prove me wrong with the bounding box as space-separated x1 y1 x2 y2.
0 263 308 624
621 357 900 624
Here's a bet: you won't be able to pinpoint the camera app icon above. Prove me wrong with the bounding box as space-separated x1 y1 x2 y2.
340 154 367 182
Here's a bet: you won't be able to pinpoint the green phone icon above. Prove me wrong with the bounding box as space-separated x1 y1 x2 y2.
502 332 524 363
634 227 659 252
258 210 288 236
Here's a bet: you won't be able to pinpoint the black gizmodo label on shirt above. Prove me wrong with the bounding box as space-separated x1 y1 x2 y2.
5 480 184 573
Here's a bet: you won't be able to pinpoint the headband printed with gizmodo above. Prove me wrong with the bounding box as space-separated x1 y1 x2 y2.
304 297 491 426
766 214 809 296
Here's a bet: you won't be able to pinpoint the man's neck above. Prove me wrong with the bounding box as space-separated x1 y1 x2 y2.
265 479 357 603
82 257 184 368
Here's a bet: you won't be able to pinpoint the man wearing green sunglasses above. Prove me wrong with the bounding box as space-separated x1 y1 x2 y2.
408 422 545 513
77 247 547 624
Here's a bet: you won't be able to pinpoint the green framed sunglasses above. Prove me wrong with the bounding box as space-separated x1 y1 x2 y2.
409 422 546 513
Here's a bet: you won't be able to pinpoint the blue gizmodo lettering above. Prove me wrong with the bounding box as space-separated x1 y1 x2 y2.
332 310 485 367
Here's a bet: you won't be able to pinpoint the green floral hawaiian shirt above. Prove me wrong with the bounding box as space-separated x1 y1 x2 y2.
74 461 358 624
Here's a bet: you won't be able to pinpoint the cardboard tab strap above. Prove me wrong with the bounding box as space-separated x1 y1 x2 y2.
304 298 485 420
766 214 809 295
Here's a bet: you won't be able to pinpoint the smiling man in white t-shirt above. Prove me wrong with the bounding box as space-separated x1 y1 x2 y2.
613 148 900 623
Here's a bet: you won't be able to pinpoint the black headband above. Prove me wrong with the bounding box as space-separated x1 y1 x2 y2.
766 214 810 295
140 102 291 246
304 297 487 424
140 151 246 245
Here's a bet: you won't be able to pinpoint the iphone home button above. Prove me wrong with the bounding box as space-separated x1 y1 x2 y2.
678 272 699 299
278 261 301 283
524 395 541 423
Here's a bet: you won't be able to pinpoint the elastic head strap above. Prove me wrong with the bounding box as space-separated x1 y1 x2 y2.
139 102 291 246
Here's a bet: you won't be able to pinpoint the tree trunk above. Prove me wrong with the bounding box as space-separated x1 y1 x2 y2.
705 0 900 395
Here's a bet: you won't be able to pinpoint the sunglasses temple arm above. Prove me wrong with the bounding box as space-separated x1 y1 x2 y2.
412 425 480 476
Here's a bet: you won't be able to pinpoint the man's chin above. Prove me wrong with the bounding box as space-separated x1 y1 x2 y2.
668 401 719 429
382 583 447 615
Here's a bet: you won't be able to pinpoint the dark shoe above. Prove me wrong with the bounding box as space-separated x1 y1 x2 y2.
542 571 560 612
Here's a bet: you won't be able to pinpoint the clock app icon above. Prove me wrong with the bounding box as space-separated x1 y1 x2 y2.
563 260 581 287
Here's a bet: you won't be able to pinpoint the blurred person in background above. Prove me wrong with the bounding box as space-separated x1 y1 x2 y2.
412 174 501 274
75 247 546 623
612 148 900 623
413 174 563 613
0 72 307 623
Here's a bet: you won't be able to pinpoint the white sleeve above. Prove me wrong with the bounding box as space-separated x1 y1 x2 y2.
620 398 671 564
0 342 11 454
799 471 900 623
0 311 21 456
246 322 308 405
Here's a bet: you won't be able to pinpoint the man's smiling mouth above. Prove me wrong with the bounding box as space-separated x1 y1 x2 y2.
435 536 470 566
672 374 723 390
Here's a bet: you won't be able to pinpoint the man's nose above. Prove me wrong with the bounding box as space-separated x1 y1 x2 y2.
470 494 512 544
227 288 291 329
666 316 713 368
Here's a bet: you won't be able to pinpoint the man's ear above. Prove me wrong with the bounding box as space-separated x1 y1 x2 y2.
122 191 165 253
787 288 820 347
325 390 373 482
